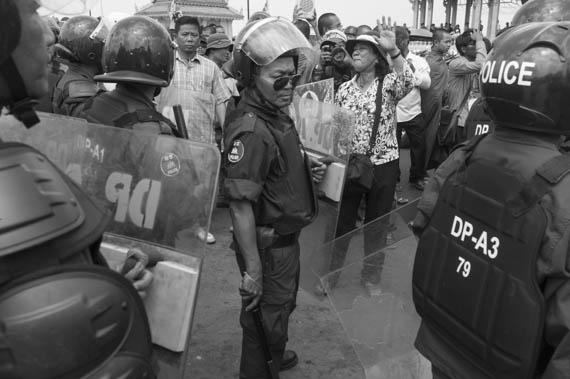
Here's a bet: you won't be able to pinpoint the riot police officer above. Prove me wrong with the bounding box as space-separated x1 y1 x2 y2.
78 16 179 136
464 0 570 140
52 15 107 116
223 17 326 378
411 20 570 378
0 1 155 378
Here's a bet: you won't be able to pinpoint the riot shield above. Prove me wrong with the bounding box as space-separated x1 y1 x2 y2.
295 78 335 104
308 200 432 378
156 87 216 144
0 112 221 378
0 112 220 253
289 97 355 293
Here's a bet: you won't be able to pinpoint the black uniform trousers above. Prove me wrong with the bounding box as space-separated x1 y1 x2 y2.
234 237 300 379
329 159 399 287
397 113 427 183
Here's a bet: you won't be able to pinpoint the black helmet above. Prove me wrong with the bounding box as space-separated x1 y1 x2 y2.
512 0 570 26
481 22 570 135
57 16 107 65
0 1 101 127
94 16 175 87
233 17 311 87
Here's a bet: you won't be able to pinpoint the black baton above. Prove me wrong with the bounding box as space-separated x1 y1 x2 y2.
172 104 189 139
252 307 280 379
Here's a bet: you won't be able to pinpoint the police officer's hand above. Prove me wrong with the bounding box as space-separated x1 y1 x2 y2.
310 157 328 184
122 248 154 299
240 272 263 311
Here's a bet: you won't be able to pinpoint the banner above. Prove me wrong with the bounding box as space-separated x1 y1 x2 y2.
295 78 335 104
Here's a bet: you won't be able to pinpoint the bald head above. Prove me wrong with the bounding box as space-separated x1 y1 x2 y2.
317 13 341 36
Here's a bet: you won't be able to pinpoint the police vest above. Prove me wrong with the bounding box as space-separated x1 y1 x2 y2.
52 69 101 116
81 90 180 137
465 98 495 140
0 142 155 378
225 111 318 235
413 135 570 378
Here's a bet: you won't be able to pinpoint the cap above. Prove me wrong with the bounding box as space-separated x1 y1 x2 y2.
206 33 233 53
320 29 348 47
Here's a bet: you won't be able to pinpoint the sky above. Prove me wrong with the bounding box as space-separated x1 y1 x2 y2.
65 0 522 36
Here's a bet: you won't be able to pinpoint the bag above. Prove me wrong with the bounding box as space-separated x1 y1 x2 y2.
345 75 384 193
438 105 459 147
346 153 374 191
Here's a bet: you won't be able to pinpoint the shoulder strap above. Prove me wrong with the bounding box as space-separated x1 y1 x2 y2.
113 109 181 137
367 76 386 156
456 133 487 157
508 154 570 217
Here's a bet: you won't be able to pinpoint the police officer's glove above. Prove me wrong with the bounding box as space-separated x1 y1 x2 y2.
121 248 154 299
240 272 263 312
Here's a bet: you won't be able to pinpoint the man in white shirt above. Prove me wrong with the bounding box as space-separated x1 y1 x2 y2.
395 26 431 190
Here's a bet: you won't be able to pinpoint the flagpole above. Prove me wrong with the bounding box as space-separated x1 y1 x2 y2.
247 0 250 19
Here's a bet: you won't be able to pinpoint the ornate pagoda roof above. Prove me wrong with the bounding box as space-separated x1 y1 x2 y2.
137 0 243 21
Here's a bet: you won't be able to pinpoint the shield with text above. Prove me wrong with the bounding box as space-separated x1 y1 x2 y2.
0 112 221 378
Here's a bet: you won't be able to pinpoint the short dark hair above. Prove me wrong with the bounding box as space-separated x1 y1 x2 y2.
432 28 447 43
317 13 337 36
455 30 474 55
175 16 200 34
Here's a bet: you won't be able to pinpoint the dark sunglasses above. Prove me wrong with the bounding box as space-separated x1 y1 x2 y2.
273 74 301 91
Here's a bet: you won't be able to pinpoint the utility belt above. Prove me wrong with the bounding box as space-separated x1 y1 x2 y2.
256 226 298 250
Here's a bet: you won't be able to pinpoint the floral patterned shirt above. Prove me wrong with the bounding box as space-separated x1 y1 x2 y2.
335 65 414 165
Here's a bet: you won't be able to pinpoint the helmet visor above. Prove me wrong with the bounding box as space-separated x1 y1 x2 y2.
39 0 99 15
235 17 312 66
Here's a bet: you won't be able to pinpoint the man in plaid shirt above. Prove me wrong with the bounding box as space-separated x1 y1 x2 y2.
159 15 230 244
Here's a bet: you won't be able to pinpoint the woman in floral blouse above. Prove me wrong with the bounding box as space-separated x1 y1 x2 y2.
330 31 414 291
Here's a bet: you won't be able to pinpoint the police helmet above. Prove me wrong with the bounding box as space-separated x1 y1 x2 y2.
512 0 570 26
94 16 175 87
57 16 107 65
233 17 311 88
481 22 570 135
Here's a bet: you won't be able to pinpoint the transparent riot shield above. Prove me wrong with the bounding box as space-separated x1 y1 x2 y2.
0 112 220 378
157 87 216 144
295 78 335 104
289 97 355 294
306 199 432 378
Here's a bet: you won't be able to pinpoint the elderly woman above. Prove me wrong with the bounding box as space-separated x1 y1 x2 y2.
329 31 414 291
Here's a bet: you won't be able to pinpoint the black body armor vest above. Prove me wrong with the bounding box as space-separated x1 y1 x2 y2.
413 136 570 378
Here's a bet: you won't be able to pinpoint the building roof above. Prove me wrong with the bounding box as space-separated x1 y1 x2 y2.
137 1 243 21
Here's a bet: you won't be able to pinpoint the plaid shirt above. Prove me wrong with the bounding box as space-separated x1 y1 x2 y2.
157 51 231 142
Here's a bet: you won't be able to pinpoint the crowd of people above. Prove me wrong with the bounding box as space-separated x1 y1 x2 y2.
3 0 570 378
